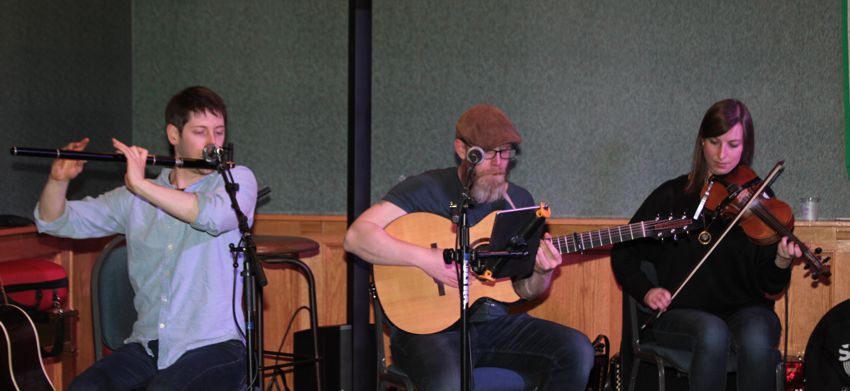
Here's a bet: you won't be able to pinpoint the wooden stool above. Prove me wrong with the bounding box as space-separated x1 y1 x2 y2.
255 236 320 260
253 236 322 390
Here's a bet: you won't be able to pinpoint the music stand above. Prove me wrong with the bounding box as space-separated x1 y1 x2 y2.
475 205 546 280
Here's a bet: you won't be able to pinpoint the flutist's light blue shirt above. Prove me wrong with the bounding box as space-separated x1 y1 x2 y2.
35 166 257 369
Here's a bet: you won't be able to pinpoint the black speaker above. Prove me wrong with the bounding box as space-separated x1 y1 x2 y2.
294 324 375 391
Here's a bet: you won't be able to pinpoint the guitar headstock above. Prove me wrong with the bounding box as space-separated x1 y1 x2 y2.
647 214 703 240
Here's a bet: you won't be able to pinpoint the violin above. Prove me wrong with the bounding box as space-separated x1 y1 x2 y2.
701 164 831 281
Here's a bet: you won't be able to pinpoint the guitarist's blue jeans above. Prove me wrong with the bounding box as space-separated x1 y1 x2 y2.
68 339 246 391
391 311 595 390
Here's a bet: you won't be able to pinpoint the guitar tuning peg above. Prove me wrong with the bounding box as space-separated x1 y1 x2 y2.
655 214 660 221
814 247 823 255
804 264 810 270
823 256 831 264
672 233 678 241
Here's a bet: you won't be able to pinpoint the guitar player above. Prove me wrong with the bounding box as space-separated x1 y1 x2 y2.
344 104 595 390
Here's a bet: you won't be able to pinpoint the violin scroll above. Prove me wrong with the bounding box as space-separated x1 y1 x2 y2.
803 247 831 282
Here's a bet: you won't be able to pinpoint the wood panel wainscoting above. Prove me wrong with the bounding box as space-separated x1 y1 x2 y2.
2 216 847 387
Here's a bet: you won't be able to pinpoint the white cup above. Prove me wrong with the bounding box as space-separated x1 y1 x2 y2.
800 197 820 221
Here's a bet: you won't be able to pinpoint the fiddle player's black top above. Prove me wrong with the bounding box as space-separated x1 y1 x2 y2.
611 175 792 318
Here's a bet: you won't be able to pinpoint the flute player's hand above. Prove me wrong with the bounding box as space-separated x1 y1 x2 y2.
49 138 90 182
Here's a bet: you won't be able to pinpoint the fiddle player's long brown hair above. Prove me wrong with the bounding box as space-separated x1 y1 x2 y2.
685 99 756 193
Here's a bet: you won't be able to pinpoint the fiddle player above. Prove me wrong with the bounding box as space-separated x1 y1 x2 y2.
344 104 594 390
611 99 802 390
35 86 256 390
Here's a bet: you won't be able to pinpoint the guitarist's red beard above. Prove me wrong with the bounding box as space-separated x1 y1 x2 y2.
471 171 508 204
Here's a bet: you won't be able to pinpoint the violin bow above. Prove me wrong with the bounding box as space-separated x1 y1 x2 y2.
642 161 785 330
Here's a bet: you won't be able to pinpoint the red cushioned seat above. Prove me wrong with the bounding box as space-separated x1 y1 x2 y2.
0 258 68 312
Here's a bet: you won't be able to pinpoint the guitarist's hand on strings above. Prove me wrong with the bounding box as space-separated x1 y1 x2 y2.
533 233 560 274
515 233 561 299
423 249 460 288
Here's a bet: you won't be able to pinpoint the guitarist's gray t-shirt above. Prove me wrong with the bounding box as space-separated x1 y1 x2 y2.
382 166 535 324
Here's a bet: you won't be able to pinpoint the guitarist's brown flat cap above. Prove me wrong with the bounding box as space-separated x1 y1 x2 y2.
455 104 522 149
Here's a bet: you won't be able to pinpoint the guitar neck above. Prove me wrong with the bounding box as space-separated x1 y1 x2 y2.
552 220 667 254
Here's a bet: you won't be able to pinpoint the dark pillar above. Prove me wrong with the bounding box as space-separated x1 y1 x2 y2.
347 0 373 390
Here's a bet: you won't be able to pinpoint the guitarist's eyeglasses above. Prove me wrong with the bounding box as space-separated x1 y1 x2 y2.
482 148 517 160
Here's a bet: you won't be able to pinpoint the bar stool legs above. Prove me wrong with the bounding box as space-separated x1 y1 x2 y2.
258 257 322 391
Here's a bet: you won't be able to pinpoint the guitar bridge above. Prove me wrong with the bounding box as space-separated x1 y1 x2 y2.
432 242 446 296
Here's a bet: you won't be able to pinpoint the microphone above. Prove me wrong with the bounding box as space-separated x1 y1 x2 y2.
466 146 485 166
203 144 223 164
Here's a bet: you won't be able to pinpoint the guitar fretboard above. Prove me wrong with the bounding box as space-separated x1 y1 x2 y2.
552 219 688 254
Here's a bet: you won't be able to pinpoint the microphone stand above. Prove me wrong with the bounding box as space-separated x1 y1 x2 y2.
210 151 267 390
446 163 478 391
444 161 541 391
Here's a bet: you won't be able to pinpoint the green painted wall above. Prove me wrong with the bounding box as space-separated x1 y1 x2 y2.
5 1 846 220
1 1 131 218
131 1 348 214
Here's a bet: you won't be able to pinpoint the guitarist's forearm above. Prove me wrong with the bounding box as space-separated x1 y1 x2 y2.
344 220 428 266
344 222 393 264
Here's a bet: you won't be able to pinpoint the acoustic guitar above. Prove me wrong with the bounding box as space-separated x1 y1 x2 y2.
0 304 55 391
374 211 697 334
